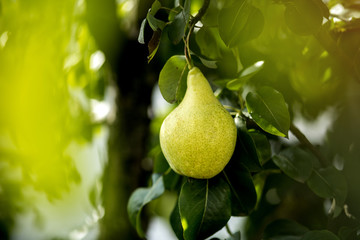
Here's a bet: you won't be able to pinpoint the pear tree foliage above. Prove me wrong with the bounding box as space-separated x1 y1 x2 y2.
128 0 360 239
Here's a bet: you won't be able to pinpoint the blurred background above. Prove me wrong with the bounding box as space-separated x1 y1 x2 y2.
1 0 360 239
0 0 163 239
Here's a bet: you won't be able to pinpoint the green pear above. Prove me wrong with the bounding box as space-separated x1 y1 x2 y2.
160 67 237 179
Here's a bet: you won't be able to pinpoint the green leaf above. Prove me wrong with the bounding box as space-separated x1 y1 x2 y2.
226 78 245 92
227 61 264 91
239 61 264 82
338 225 360 240
146 0 166 31
218 0 264 47
138 18 147 44
284 0 323 35
179 177 231 240
235 5 264 44
246 86 290 137
168 6 182 21
264 219 309 240
238 129 263 172
198 57 218 69
163 169 182 191
170 200 184 240
248 130 271 165
168 0 190 44
312 0 330 19
158 55 189 103
151 145 169 173
167 12 186 44
301 230 339 240
233 116 262 172
147 12 166 31
265 237 302 240
195 27 224 60
150 0 161 14
273 147 314 183
127 174 165 237
223 166 257 216
306 167 348 216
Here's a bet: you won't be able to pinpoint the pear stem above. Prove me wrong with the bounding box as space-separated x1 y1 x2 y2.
184 0 210 69
184 29 193 69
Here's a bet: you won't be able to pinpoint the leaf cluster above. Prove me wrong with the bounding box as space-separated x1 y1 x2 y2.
129 0 360 239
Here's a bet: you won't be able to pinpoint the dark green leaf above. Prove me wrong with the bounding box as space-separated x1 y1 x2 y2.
183 0 190 19
226 231 241 240
218 0 264 47
179 178 231 240
163 169 182 191
338 225 360 240
311 0 330 19
273 147 314 183
223 167 257 216
307 167 348 216
265 236 302 240
167 12 186 44
152 146 169 173
138 18 147 44
168 6 182 21
234 6 264 44
195 27 223 60
146 0 166 31
127 174 165 237
147 12 166 31
147 30 161 63
264 219 309 239
170 200 184 240
301 230 339 240
248 130 271 165
158 55 189 103
246 86 290 137
198 57 218 69
284 0 323 35
227 61 264 91
168 0 190 44
233 117 262 172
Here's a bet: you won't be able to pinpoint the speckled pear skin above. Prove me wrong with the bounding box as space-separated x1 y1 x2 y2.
160 67 237 179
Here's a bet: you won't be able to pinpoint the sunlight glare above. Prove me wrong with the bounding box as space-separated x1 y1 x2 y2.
0 31 9 49
89 50 105 71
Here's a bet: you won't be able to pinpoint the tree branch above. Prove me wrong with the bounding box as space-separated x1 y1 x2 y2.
290 123 329 167
190 0 210 26
315 24 360 82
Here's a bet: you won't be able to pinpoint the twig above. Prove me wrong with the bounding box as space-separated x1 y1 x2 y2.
314 25 360 82
225 223 233 236
290 123 329 167
184 0 210 68
190 0 210 26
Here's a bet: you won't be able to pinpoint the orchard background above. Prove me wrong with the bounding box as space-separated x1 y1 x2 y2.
0 0 360 240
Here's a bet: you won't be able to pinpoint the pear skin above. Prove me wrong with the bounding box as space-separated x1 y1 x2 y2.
160 67 237 179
